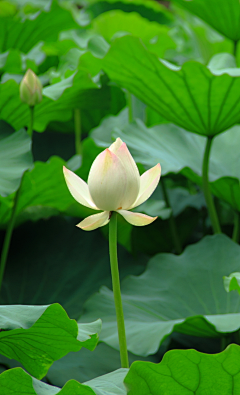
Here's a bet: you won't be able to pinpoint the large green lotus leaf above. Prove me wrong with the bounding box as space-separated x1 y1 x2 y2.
125 344 240 394
172 0 240 42
103 36 240 136
79 234 240 356
0 1 79 53
0 303 100 379
113 120 240 211
0 64 101 132
0 216 145 318
91 10 176 58
0 125 33 197
0 366 128 395
86 0 173 25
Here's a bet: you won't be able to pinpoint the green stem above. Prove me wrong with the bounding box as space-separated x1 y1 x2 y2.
232 211 239 243
0 181 22 293
233 40 238 57
74 108 82 155
109 211 129 368
161 179 182 254
127 92 133 123
28 106 34 138
202 136 221 234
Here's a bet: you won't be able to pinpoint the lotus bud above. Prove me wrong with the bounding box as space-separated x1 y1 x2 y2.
20 69 42 106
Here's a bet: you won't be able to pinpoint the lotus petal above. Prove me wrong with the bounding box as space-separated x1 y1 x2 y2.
88 149 128 211
76 211 110 231
111 140 140 209
63 166 98 210
130 164 161 209
118 209 157 226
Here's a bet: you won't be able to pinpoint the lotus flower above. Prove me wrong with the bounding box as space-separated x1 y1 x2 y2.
63 138 161 231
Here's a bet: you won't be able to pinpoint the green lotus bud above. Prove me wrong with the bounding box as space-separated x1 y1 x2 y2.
19 69 42 106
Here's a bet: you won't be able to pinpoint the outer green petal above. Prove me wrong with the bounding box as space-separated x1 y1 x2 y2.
118 209 157 226
109 137 123 153
76 211 110 231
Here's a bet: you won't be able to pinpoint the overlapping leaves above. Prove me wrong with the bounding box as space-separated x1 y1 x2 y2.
0 303 101 379
0 1 79 53
0 366 128 395
103 36 240 136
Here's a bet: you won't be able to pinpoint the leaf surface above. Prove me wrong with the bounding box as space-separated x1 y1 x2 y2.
0 304 100 379
125 344 240 394
173 0 240 42
80 235 240 356
0 125 33 196
91 10 175 57
103 36 240 136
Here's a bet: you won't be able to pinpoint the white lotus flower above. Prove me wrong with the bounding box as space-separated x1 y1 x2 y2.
63 138 161 231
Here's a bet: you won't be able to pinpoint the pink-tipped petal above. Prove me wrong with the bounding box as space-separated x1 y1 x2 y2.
130 163 161 209
88 149 128 211
118 209 157 226
76 211 110 231
114 142 140 209
109 139 139 183
63 166 98 210
109 137 124 154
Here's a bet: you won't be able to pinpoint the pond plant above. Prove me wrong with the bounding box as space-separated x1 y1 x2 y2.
1 0 240 394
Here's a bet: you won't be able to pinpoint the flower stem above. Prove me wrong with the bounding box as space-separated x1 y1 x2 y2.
28 106 34 138
0 182 22 293
109 211 129 368
74 108 82 155
233 40 238 57
202 136 221 234
161 179 182 254
232 211 239 243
